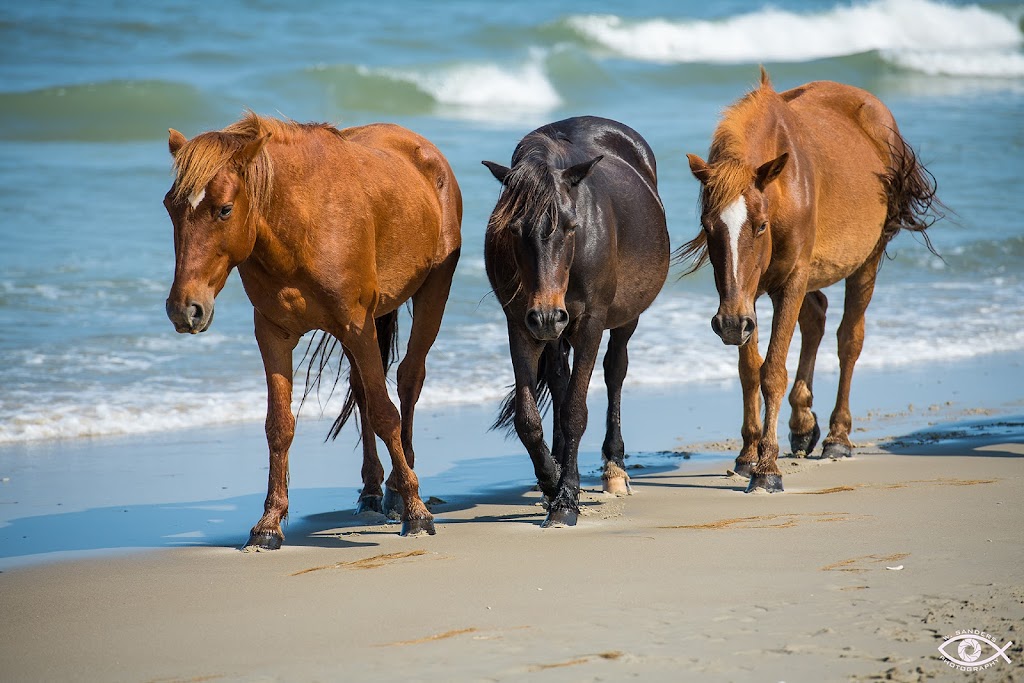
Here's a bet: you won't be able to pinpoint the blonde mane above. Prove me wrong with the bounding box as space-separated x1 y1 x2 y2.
700 68 778 217
676 69 779 272
170 112 342 219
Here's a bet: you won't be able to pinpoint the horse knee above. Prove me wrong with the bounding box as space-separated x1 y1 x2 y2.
514 408 544 447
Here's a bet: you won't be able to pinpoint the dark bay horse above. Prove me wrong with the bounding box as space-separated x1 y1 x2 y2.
680 68 939 492
483 116 669 527
163 113 462 549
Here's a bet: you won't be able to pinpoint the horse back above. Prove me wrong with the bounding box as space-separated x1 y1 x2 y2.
328 124 461 300
340 123 462 253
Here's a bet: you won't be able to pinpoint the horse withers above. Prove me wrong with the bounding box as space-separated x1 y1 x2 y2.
163 113 461 549
680 68 940 492
483 116 670 527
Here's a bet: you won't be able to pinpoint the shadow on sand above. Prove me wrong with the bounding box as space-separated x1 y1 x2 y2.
0 448 721 566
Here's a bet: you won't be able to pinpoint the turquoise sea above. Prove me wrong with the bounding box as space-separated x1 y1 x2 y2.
1 0 1022 443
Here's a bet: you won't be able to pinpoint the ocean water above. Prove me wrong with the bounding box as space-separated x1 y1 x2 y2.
0 0 1022 444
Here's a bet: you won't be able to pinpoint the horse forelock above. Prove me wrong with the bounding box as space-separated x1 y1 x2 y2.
677 82 776 274
170 112 276 218
488 147 562 238
701 80 780 218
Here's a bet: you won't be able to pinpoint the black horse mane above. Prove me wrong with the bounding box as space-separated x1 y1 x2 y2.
488 133 571 238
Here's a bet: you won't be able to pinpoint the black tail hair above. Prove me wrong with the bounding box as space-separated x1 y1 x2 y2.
881 132 945 257
296 310 400 443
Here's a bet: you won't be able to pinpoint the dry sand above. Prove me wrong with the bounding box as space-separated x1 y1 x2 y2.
1 425 1022 682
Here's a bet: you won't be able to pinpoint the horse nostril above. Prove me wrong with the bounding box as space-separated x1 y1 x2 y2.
741 316 756 337
525 309 543 332
711 315 724 337
186 302 204 327
554 308 568 325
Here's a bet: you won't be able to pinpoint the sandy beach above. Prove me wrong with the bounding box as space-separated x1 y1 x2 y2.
1 352 1022 682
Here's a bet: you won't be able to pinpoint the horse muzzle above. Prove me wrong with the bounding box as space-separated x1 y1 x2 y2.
525 305 569 341
166 298 214 334
712 313 755 346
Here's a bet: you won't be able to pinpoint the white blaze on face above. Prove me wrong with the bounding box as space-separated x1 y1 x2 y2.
719 195 748 281
188 187 206 209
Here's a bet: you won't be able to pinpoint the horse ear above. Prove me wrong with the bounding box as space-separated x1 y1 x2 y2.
232 132 272 168
755 153 789 190
481 160 511 184
168 129 187 157
687 154 711 184
562 155 603 188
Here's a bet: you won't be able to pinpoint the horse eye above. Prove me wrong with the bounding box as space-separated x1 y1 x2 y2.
756 221 768 235
219 204 233 219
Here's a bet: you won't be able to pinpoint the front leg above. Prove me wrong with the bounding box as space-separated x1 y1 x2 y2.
734 324 763 478
749 285 805 493
508 330 560 499
246 311 299 550
544 316 604 528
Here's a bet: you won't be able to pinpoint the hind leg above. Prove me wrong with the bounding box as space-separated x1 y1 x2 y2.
383 254 458 517
601 319 638 495
823 251 882 459
339 307 434 536
347 355 386 515
734 325 763 478
789 291 827 457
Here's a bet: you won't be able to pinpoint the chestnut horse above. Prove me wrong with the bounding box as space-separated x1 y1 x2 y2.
483 116 669 527
680 69 939 492
163 113 461 549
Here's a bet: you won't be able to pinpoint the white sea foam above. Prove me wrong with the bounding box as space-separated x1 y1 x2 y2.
3 278 1023 444
882 49 1024 78
566 0 1022 73
375 51 562 122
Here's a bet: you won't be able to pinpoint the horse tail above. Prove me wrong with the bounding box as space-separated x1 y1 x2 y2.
672 231 709 276
880 132 944 256
490 341 559 436
325 310 400 442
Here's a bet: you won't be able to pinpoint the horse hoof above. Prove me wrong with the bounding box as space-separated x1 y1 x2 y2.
243 531 283 551
602 476 631 496
732 461 755 478
822 442 853 459
541 508 578 528
745 474 784 493
355 494 383 515
382 488 404 520
400 518 436 537
789 422 821 457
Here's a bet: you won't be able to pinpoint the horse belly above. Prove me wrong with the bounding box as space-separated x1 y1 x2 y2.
608 234 670 327
803 124 888 291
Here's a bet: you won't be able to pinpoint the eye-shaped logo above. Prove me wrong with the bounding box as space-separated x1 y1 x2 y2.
938 632 1013 668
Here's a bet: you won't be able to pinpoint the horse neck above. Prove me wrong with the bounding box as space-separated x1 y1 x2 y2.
245 143 304 277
